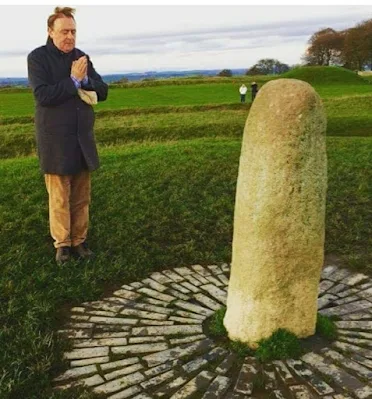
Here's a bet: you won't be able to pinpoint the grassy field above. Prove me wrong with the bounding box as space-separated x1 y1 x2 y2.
0 66 371 398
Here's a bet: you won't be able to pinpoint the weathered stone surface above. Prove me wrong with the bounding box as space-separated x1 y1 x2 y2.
173 300 214 317
174 310 205 320
202 375 231 399
166 289 190 301
263 365 278 390
200 285 227 305
341 273 369 286
341 312 372 321
63 347 109 360
129 336 166 344
194 293 222 311
120 308 168 321
132 325 203 336
140 370 177 389
170 334 206 345
131 302 172 315
338 335 372 349
101 357 140 371
191 265 211 276
320 300 372 317
224 79 327 345
58 329 92 339
206 276 224 287
318 280 335 295
338 330 372 339
170 370 215 399
139 320 174 326
143 339 213 367
182 348 226 374
164 270 185 282
318 294 338 309
138 288 176 302
326 268 351 282
332 341 372 359
234 357 259 395
217 274 229 286
104 364 144 381
327 283 349 295
107 386 142 399
191 273 211 285
70 356 109 367
144 360 181 378
336 320 372 331
154 376 189 397
334 295 362 305
169 316 201 324
288 385 313 399
171 283 191 294
184 275 203 286
215 353 237 375
81 374 105 387
89 316 138 325
93 371 145 395
54 365 97 381
142 278 168 292
272 360 297 385
151 272 173 284
113 289 141 300
321 265 337 279
73 337 128 348
111 343 169 355
181 282 200 293
207 265 223 275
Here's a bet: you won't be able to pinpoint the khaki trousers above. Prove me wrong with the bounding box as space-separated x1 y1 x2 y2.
44 170 91 248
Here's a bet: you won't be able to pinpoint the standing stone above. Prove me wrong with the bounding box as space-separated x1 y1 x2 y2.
224 79 327 347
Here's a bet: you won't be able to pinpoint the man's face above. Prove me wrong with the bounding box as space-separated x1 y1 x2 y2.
48 16 76 53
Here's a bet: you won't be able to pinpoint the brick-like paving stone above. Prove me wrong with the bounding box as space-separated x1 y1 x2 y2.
54 264 372 398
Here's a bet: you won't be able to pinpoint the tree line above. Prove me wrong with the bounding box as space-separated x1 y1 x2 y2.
303 18 372 70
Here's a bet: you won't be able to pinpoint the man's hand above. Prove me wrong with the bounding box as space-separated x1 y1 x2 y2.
71 56 87 82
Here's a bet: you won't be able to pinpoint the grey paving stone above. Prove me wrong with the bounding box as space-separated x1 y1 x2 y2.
342 312 372 321
81 374 106 387
154 376 189 397
143 339 213 367
193 293 222 311
321 265 338 279
234 357 259 395
129 336 166 344
333 295 361 305
173 300 214 317
86 310 118 318
101 357 140 371
338 335 372 349
120 308 168 321
94 325 132 333
171 283 191 294
301 352 372 398
174 310 205 320
174 267 193 276
104 364 144 381
321 348 372 379
319 280 336 295
272 360 297 385
66 322 95 329
191 273 211 285
167 289 190 301
271 390 287 399
71 306 86 313
54 364 97 381
132 325 203 336
93 372 145 395
151 272 173 284
336 320 372 331
262 365 278 390
337 288 360 298
169 316 201 324
338 330 372 339
70 356 109 367
73 337 128 348
357 287 372 300
112 343 169 355
288 385 313 399
202 375 231 399
191 265 211 276
71 315 90 321
142 298 170 307
131 394 152 399
169 334 206 346
221 263 230 273
142 278 168 293
207 265 223 275
138 320 174 326
58 329 92 339
93 332 130 339
140 370 177 389
328 284 349 295
216 274 229 286
206 276 224 287
120 284 134 291
64 346 109 360
180 282 200 293
286 359 334 395
89 316 138 326
332 341 372 359
137 288 176 303
351 353 372 370
107 385 142 399
341 273 369 286
184 274 203 287
182 347 225 374
84 301 125 313
199 285 227 305
320 300 372 317
170 370 215 399
327 268 352 282
163 270 185 282
318 294 338 309
131 302 173 315
144 360 181 378
130 282 144 289
113 289 141 300
105 297 132 307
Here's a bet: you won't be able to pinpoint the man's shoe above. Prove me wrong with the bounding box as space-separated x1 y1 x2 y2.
56 246 71 265
72 242 94 260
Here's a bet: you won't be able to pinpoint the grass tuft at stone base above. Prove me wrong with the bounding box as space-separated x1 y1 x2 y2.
316 313 338 340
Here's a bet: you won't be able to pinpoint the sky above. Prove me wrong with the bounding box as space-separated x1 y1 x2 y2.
0 4 371 77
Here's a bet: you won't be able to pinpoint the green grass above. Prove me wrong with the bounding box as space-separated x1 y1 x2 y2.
316 314 338 340
207 307 227 338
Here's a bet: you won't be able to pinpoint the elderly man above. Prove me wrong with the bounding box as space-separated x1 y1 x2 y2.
27 7 108 264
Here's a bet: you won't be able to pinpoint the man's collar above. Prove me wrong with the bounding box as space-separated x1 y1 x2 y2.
46 36 74 57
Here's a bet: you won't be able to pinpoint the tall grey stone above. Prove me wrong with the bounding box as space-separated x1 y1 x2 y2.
224 78 327 347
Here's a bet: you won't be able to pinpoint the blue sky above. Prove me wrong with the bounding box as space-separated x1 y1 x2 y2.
0 5 371 77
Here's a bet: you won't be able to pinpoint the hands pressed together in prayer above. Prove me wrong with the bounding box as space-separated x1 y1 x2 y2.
71 56 87 81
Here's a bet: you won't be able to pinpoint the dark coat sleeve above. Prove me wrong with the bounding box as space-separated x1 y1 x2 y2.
82 56 108 102
27 51 78 106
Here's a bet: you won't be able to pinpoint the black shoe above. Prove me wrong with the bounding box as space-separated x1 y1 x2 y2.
72 242 94 260
56 246 71 265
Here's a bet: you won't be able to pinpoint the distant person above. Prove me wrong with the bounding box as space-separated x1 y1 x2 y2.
239 84 247 103
27 7 108 264
251 82 258 102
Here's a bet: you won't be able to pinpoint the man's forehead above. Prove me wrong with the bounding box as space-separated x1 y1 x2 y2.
54 16 76 30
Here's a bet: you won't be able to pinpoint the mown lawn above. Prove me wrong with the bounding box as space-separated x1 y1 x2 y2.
0 136 371 398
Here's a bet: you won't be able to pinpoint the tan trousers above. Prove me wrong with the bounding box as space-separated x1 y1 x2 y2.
44 171 91 248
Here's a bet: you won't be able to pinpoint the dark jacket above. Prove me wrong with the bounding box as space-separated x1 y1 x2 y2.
27 38 108 175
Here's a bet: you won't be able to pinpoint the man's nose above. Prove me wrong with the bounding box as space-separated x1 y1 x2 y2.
67 31 74 39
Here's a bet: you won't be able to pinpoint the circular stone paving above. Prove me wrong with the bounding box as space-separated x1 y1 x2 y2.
55 264 372 399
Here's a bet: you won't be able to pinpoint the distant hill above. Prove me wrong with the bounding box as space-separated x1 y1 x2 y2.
0 69 248 87
282 66 368 85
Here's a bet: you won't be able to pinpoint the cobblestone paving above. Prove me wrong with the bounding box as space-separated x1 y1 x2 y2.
55 264 372 398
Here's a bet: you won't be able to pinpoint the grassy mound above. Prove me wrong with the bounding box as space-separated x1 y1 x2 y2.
282 66 368 85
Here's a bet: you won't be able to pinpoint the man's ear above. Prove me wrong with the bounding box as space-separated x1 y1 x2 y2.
48 28 54 39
